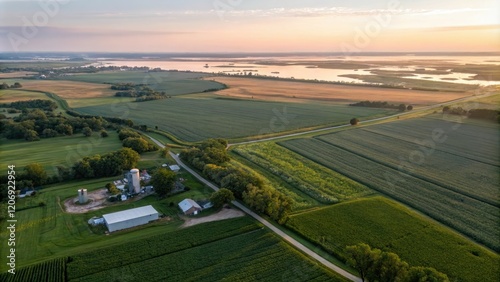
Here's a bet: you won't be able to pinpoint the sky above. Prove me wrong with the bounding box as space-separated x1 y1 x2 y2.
0 0 498 53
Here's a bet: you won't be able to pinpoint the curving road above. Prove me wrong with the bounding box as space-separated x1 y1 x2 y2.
147 135 362 282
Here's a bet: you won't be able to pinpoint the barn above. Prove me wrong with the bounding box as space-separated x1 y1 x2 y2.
178 199 202 215
103 205 159 232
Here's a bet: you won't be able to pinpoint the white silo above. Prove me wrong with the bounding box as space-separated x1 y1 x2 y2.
128 169 141 194
78 189 88 204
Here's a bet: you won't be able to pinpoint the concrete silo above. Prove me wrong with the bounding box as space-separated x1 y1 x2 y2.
78 189 88 204
127 169 141 194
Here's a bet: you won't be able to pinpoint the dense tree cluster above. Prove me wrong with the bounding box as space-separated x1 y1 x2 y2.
350 101 412 112
72 148 140 179
2 99 57 111
443 106 499 123
111 83 168 102
1 108 109 141
150 168 176 197
118 129 157 153
0 82 22 89
181 139 291 224
210 188 235 209
346 243 449 282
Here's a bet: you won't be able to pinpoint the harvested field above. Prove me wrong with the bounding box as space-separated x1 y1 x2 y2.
207 76 471 105
0 89 50 103
0 71 36 78
19 80 116 99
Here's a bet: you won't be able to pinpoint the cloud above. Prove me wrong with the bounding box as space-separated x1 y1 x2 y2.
423 24 500 32
0 26 196 37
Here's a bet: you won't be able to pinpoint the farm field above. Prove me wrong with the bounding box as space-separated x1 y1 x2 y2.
0 89 51 103
75 94 393 142
55 71 225 95
207 76 472 104
0 217 346 281
0 132 124 176
286 197 500 282
280 116 500 251
0 71 37 78
233 142 372 205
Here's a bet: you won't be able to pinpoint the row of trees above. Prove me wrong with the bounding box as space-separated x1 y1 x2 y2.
5 99 57 111
72 148 140 179
346 243 449 282
443 106 499 123
1 108 111 141
112 84 169 102
181 139 292 223
0 82 22 89
350 101 413 111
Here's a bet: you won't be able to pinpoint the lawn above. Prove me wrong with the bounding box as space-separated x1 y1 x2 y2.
75 94 393 142
286 197 499 282
0 132 124 176
280 116 500 252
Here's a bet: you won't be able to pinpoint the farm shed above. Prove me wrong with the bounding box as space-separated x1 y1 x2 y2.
169 165 181 172
178 199 202 215
103 205 159 232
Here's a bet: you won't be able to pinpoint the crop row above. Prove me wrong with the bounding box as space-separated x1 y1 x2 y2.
0 257 66 282
234 143 371 204
71 229 343 282
280 138 500 252
67 217 259 280
286 197 500 282
317 129 499 205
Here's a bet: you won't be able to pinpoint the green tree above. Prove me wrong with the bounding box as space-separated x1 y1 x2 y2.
159 147 170 158
150 168 176 198
350 118 359 125
406 105 413 111
23 163 48 186
210 188 235 209
404 267 449 282
345 243 380 282
100 130 109 137
24 129 40 141
398 104 407 112
122 137 150 153
82 126 92 137
55 123 73 135
370 251 409 282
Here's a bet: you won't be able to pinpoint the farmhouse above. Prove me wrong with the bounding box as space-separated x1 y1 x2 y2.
178 199 202 215
102 205 159 232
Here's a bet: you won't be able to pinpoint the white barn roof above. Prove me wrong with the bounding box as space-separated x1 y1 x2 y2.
178 199 201 213
169 165 180 171
103 205 158 225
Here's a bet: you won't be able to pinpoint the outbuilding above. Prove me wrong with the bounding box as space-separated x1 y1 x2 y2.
178 199 202 215
102 205 159 232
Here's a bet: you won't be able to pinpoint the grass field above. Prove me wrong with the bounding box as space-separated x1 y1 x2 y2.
0 132 124 176
233 142 372 205
208 76 472 105
280 116 500 251
75 94 393 142
286 197 499 282
0 89 51 103
55 71 225 95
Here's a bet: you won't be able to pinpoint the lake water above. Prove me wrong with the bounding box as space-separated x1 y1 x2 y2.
99 55 500 86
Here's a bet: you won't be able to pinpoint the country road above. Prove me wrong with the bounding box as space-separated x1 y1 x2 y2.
147 135 362 282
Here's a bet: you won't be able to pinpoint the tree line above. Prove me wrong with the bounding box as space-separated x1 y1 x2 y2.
181 139 291 223
443 106 499 123
346 243 449 282
350 101 413 111
118 129 158 153
0 82 22 89
111 83 170 102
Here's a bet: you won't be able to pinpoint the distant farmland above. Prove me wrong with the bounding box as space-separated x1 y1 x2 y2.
280 117 500 251
75 94 392 142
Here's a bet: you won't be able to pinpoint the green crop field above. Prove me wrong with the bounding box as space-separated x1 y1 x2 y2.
286 197 499 282
233 142 372 205
1 217 346 281
55 71 225 95
0 132 124 176
75 94 393 142
280 116 500 252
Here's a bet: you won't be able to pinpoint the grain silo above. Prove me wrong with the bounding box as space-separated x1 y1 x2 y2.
127 169 141 194
78 189 88 204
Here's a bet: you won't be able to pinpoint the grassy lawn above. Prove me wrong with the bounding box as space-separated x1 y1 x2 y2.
286 196 500 282
75 93 394 142
0 132 124 176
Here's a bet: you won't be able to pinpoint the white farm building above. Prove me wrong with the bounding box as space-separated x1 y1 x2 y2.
102 205 159 232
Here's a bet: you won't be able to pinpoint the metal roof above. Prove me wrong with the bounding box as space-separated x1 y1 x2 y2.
102 205 158 225
178 199 201 213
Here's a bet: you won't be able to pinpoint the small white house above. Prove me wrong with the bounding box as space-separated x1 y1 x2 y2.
178 199 202 215
169 165 181 172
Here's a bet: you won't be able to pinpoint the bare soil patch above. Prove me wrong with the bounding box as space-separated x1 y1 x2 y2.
20 80 115 99
64 189 109 213
181 207 245 228
207 76 471 105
